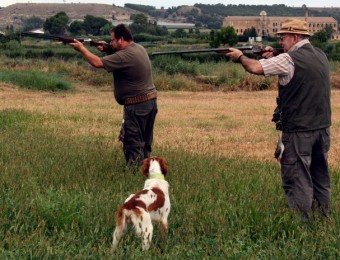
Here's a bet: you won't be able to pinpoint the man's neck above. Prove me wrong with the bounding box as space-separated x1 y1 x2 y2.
121 41 134 49
289 39 310 52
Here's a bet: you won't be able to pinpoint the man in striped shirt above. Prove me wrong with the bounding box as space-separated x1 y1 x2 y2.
227 18 331 220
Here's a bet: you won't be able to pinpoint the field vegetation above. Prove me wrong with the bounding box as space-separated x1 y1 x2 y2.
0 43 339 258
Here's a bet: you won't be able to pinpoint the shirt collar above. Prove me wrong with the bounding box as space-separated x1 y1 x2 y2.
289 39 310 52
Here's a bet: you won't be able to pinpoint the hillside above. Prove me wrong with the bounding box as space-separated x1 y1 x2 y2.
0 3 137 29
1 3 340 30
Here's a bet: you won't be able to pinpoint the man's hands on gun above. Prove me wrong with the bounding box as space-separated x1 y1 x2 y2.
69 39 85 52
226 46 275 63
95 40 110 53
70 39 113 53
226 48 244 63
261 46 275 58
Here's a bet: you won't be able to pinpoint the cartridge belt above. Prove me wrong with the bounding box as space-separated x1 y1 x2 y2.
124 91 157 105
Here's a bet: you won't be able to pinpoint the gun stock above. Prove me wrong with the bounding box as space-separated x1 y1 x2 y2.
20 32 114 54
151 46 283 56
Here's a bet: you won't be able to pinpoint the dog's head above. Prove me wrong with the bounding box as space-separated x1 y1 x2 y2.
142 157 168 178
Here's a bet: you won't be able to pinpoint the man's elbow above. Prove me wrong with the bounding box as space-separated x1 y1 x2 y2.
252 68 264 75
90 60 104 68
247 64 264 75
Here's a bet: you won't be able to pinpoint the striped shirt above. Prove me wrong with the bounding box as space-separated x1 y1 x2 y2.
259 39 310 86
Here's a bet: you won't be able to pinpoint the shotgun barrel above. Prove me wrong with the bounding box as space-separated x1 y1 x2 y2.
21 31 90 44
20 31 114 54
151 46 283 56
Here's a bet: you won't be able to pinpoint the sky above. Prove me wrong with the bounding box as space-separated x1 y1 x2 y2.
1 0 340 9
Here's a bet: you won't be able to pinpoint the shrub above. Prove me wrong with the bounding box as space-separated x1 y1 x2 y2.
152 56 199 76
153 72 202 91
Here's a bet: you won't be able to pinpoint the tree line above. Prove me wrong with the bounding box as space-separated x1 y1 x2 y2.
1 5 339 61
124 3 340 30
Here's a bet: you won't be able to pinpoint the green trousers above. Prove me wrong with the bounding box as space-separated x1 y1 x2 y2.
280 127 331 219
121 99 158 166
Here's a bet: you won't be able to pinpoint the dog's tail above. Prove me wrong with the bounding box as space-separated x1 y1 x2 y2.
116 206 126 229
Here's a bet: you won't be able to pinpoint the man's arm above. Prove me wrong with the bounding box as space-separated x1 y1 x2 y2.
70 39 104 68
226 48 264 75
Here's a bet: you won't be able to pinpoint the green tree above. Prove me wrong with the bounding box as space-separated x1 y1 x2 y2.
43 12 69 34
195 22 202 28
311 31 328 43
238 26 257 42
172 28 187 38
209 29 219 47
218 26 238 46
82 15 111 36
130 13 148 25
129 15 168 36
22 16 44 31
196 14 222 29
324 24 334 39
5 25 14 33
244 27 257 38
69 20 84 35
101 23 113 35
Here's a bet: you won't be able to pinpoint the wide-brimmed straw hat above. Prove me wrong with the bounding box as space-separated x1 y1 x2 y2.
277 18 310 36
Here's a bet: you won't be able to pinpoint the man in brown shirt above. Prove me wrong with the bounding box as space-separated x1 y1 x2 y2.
70 24 157 167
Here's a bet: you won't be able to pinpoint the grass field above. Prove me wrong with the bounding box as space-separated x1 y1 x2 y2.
0 83 339 258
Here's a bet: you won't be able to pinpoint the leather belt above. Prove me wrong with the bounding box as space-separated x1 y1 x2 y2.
124 91 157 105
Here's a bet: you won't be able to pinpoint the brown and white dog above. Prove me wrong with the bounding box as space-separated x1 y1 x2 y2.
112 157 170 251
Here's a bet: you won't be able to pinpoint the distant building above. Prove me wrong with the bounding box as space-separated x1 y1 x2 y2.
155 21 195 29
332 31 340 40
112 20 195 29
223 9 339 40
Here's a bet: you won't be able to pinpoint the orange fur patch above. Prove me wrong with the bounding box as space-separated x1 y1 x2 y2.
123 190 148 211
148 187 165 211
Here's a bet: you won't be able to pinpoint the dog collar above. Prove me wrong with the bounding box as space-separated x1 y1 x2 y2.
149 173 165 180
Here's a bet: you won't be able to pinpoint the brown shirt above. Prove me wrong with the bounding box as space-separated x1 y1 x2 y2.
102 42 156 105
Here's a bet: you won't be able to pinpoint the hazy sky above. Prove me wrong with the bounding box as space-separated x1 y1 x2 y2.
1 0 340 9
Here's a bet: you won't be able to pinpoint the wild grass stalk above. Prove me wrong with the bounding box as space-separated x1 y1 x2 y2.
0 106 339 258
0 45 339 257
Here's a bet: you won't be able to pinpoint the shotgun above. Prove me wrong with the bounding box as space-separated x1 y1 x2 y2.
20 31 114 54
151 46 283 56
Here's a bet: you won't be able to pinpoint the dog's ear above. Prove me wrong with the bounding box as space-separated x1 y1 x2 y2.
159 158 168 177
142 158 151 176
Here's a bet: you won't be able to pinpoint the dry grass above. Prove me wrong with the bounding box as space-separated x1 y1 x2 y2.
1 83 340 167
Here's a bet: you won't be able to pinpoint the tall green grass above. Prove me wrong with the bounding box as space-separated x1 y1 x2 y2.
0 109 339 258
0 71 71 91
1 41 86 60
2 47 340 91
